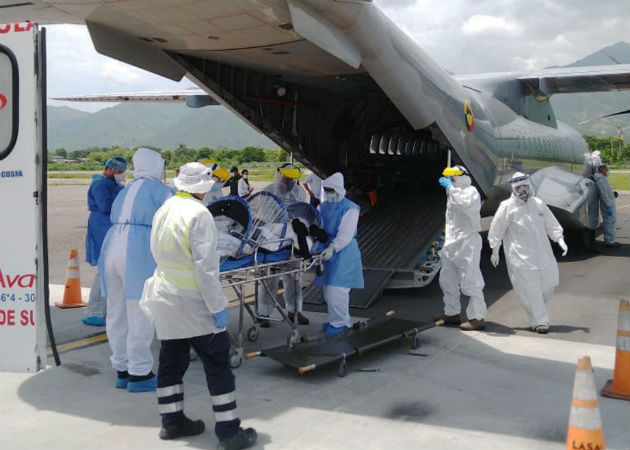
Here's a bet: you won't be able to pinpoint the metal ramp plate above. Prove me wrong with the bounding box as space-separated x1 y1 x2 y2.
304 192 444 308
303 268 394 309
251 314 437 375
358 193 444 270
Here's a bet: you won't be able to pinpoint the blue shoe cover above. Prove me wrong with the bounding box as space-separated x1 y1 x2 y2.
128 376 157 392
321 322 330 332
82 316 106 327
115 377 129 389
325 325 349 336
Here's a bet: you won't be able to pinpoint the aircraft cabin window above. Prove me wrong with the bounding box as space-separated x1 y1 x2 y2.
0 44 18 161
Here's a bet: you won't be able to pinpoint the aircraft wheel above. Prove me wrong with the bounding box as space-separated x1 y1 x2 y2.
247 326 259 342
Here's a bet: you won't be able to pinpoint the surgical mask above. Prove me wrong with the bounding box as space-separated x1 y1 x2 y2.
114 172 127 184
285 179 295 190
242 174 248 180
514 185 530 202
211 181 223 192
325 191 337 203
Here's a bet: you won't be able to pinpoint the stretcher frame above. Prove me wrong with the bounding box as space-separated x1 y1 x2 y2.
219 238 322 368
244 311 443 377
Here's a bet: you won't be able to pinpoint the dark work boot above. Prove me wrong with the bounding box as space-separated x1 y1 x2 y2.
159 415 205 440
433 314 461 326
287 312 310 325
217 427 257 450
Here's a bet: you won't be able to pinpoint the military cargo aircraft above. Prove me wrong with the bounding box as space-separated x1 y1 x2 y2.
3 0 629 277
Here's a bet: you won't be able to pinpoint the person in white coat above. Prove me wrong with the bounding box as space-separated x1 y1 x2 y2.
488 172 568 334
139 163 257 449
258 163 310 327
594 165 620 248
237 169 254 198
98 148 173 392
435 165 487 331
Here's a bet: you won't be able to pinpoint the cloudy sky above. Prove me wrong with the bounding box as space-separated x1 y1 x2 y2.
46 0 629 111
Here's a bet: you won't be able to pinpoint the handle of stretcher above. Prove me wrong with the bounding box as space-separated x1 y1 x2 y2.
244 351 262 360
298 364 317 374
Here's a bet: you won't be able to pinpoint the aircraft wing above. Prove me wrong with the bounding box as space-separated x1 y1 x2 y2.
456 64 630 95
51 90 219 108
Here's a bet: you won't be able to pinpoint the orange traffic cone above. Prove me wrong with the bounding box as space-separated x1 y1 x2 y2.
601 299 630 401
55 249 87 309
566 356 606 450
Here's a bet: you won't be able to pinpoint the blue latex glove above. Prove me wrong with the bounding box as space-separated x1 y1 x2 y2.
438 177 452 189
607 205 613 216
213 309 229 328
614 191 619 198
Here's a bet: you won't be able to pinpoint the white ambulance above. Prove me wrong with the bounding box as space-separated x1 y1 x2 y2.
0 23 50 372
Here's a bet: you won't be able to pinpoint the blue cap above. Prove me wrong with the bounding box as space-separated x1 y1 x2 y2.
105 156 127 171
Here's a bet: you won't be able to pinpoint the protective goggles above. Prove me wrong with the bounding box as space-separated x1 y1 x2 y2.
279 167 301 179
510 175 529 184
212 167 230 181
442 166 466 177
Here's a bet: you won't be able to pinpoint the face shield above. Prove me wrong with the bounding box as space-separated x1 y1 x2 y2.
510 174 532 202
513 183 531 202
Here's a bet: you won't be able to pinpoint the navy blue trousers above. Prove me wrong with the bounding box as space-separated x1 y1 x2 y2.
157 331 240 440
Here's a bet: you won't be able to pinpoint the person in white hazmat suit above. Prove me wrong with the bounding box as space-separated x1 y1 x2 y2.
435 165 487 330
487 172 568 334
583 149 602 230
258 162 310 327
594 165 620 248
98 148 173 392
139 163 257 449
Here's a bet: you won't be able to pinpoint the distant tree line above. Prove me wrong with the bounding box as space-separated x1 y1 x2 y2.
584 135 629 165
48 145 290 171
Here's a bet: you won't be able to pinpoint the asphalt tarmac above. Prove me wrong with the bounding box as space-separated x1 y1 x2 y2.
4 180 627 449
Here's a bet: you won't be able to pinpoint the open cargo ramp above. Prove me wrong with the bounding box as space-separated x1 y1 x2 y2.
304 192 445 308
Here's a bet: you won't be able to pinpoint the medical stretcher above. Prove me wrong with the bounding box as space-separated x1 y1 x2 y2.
244 311 442 377
219 241 322 368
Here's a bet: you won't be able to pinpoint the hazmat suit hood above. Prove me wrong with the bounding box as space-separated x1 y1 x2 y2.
133 147 165 182
583 150 602 177
322 172 346 201
510 172 535 203
452 174 471 188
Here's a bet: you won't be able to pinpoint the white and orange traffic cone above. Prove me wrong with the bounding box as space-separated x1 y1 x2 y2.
566 356 606 450
55 249 87 309
601 299 630 401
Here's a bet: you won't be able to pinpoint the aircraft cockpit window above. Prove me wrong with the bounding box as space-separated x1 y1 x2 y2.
0 44 18 161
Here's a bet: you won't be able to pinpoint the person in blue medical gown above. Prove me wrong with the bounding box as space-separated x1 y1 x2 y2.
99 147 173 392
83 156 127 327
315 172 364 335
594 165 620 248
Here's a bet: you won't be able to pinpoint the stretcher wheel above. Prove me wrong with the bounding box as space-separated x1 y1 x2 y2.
247 326 259 342
230 352 242 369
338 361 348 377
288 329 300 345
300 334 310 343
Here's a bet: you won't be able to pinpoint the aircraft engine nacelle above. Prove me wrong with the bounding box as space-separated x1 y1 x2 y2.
529 166 598 231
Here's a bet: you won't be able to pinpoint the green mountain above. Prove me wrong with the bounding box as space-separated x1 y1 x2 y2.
551 41 629 141
47 103 276 151
48 42 629 151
